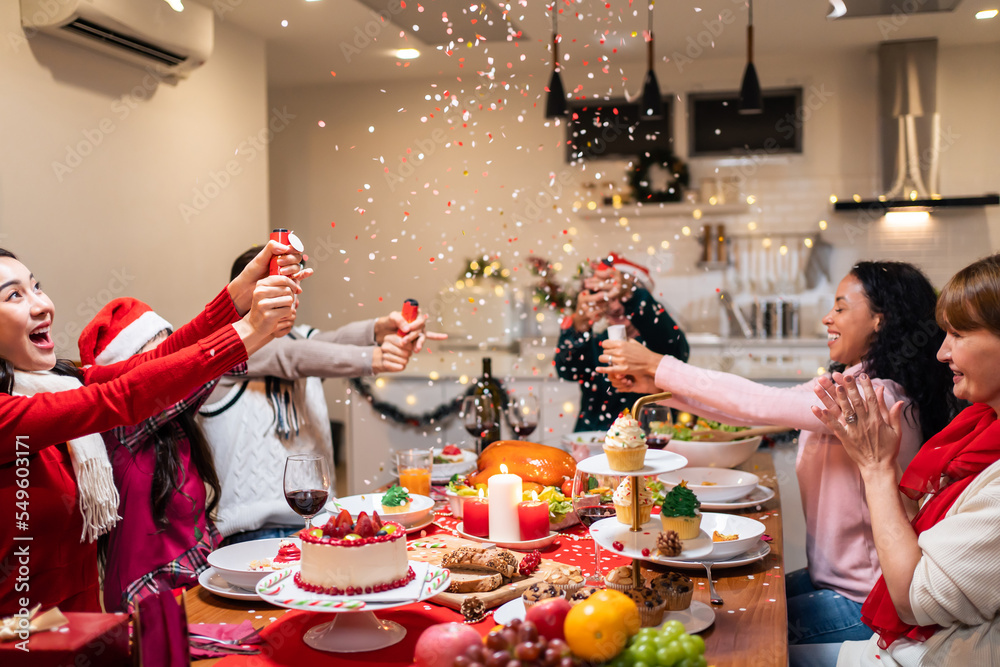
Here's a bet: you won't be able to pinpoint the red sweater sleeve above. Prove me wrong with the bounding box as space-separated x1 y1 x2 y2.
84 287 240 385
0 326 247 464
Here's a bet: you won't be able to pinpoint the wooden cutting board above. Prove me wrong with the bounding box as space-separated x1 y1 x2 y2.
407 534 564 611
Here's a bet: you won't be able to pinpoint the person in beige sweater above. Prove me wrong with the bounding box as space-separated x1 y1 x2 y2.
809 254 1000 667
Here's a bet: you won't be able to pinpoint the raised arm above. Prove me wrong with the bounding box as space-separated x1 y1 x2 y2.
624 287 689 362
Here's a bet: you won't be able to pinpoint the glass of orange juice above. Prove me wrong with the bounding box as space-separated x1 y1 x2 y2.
396 448 432 497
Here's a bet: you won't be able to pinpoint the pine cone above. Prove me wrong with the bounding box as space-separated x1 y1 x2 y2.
657 530 682 557
460 596 487 623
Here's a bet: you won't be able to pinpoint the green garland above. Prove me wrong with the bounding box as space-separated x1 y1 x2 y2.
629 150 690 203
350 376 511 428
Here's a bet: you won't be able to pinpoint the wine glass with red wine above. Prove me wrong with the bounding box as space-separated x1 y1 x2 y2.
283 454 331 531
507 394 539 439
462 395 497 453
571 468 623 583
639 403 673 450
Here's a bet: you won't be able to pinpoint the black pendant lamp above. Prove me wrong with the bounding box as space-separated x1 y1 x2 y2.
545 3 568 118
738 0 763 114
641 1 664 119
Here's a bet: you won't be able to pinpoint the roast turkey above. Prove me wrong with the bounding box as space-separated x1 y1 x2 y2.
467 440 576 488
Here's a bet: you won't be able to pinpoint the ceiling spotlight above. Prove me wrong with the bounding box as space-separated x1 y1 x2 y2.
394 48 420 59
976 9 998 18
641 1 664 119
545 3 568 119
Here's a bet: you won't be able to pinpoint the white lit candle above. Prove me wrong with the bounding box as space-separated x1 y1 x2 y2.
488 463 522 543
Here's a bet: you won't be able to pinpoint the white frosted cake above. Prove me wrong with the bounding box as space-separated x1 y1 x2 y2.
295 510 413 595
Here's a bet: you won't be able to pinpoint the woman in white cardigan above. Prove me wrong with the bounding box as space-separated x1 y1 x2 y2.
810 254 1000 666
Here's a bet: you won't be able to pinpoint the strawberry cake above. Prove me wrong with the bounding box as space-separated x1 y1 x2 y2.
295 509 413 595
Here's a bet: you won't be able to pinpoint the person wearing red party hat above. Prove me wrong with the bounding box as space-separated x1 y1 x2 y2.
79 298 234 613
555 252 688 432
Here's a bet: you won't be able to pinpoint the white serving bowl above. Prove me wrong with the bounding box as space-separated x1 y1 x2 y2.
207 537 300 591
661 435 762 469
445 489 479 518
430 447 477 483
659 467 759 503
561 430 605 462
699 512 766 560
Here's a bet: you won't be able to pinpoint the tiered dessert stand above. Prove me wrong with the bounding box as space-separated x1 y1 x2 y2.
578 393 716 627
256 561 450 652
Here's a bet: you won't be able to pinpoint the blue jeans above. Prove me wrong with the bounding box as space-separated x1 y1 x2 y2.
786 568 874 645
221 526 298 546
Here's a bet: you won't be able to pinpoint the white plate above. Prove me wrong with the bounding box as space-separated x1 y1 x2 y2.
256 561 450 612
493 597 525 625
455 522 559 551
658 601 715 634
698 485 776 511
431 448 478 482
493 596 716 635
198 567 260 601
652 540 771 569
576 450 688 477
659 467 759 503
561 431 605 448
589 517 714 561
322 493 435 527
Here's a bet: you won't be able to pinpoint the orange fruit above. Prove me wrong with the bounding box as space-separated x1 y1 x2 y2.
564 589 640 662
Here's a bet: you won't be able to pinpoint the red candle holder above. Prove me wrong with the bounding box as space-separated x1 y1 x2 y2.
517 500 549 541
463 497 489 537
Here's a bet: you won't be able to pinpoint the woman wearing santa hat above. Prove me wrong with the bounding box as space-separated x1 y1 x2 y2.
77 299 234 613
0 240 306 616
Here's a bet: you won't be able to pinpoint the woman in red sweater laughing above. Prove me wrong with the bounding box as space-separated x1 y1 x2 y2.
0 241 307 615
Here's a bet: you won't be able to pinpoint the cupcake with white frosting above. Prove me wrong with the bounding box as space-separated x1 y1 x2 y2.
612 477 654 526
603 408 647 471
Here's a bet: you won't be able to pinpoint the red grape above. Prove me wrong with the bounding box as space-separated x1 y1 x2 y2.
486 632 508 651
517 621 539 643
515 642 541 662
486 650 510 667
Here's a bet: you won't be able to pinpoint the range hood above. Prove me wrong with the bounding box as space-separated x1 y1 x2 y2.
833 39 999 214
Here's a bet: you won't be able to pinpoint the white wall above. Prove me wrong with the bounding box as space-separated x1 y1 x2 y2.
0 6 270 358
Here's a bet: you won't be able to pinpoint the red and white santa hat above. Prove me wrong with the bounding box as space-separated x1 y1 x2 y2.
602 252 654 290
78 298 173 367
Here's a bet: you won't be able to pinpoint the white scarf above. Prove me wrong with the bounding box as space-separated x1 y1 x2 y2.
13 370 120 542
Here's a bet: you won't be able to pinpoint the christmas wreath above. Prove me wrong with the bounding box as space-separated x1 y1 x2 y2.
629 151 690 203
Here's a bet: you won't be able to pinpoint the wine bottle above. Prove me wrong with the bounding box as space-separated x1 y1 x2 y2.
474 357 504 446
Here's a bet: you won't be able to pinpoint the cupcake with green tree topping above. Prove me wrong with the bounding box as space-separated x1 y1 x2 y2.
380 485 412 514
660 481 701 539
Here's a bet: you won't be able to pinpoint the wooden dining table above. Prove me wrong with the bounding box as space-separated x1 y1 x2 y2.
186 448 788 666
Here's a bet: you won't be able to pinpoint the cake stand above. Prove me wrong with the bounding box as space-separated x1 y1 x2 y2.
576 392 692 590
256 561 450 653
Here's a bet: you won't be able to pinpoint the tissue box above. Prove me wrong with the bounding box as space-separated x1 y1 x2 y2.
0 612 130 667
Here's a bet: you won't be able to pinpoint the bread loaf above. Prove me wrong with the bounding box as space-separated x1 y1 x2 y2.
441 546 519 579
447 571 503 593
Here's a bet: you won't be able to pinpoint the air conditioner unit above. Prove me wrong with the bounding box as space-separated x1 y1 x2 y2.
21 0 213 79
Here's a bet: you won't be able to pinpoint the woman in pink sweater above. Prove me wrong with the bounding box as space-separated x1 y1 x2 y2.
598 262 959 645
0 241 304 615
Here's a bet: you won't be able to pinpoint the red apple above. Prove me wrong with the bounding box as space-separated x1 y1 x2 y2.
524 596 571 642
413 622 482 667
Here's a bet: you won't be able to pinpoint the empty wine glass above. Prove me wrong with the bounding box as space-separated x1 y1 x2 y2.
283 454 331 531
571 468 622 583
507 394 539 439
461 395 496 453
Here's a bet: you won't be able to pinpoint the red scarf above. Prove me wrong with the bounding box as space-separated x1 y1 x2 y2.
861 403 1000 648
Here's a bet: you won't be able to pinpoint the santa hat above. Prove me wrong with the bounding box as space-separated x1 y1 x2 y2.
79 298 173 367
602 252 654 290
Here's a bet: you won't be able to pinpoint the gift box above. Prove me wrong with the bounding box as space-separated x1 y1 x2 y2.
0 612 130 667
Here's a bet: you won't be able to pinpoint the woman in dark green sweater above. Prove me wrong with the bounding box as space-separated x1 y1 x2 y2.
555 256 688 431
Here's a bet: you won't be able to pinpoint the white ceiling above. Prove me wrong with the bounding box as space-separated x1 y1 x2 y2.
194 0 1000 87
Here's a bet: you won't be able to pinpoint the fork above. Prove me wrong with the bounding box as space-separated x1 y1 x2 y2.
703 562 723 606
189 630 260 645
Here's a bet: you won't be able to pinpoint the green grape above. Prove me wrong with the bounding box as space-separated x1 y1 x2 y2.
675 659 692 667
635 628 659 642
690 657 707 667
608 656 630 667
633 642 657 665
633 660 652 667
657 643 684 666
677 635 701 658
660 621 685 642
686 634 705 655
